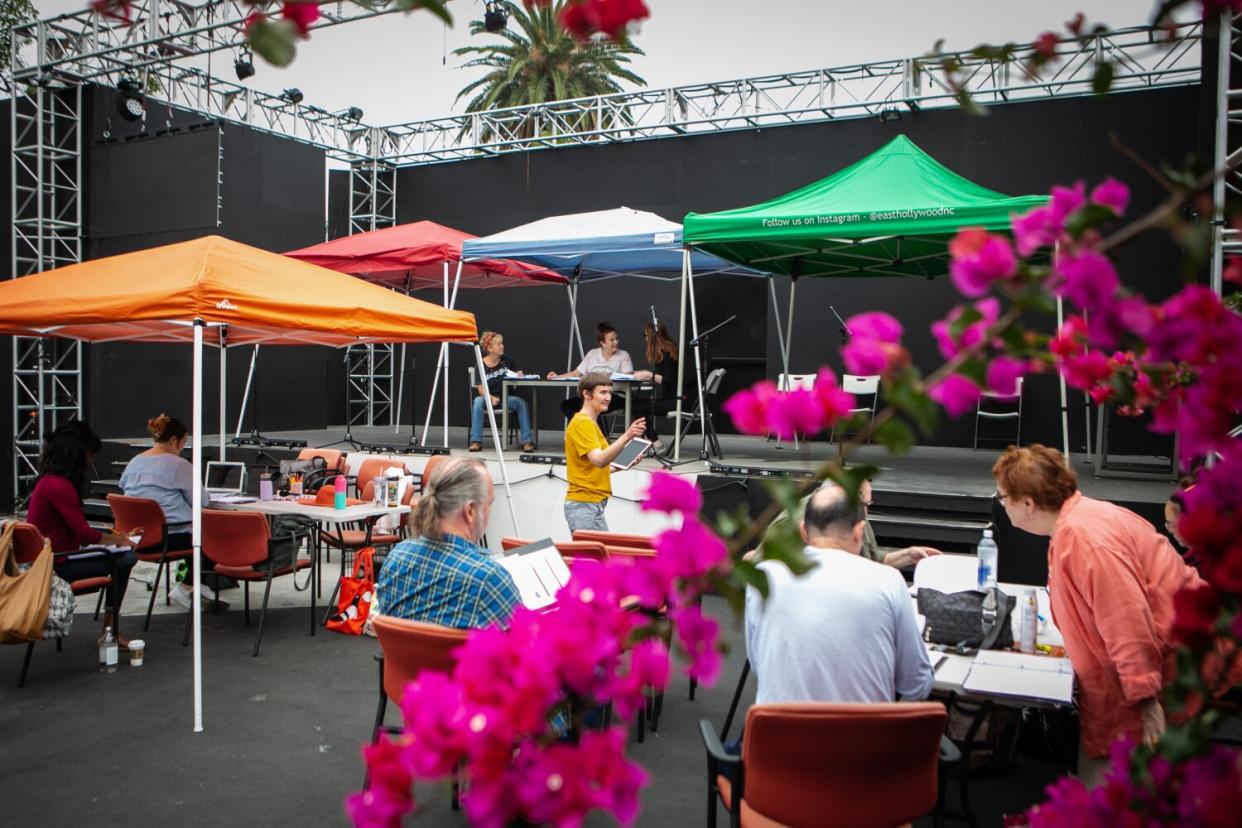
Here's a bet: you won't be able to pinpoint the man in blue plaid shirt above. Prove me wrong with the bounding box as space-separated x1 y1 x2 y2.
376 458 519 629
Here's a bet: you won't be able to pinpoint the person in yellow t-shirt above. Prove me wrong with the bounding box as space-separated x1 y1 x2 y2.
563 372 646 532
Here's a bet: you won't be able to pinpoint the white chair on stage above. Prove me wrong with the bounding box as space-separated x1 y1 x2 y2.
832 373 881 444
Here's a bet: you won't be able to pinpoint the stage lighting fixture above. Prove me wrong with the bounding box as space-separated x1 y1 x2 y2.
282 87 304 104
116 78 145 122
484 0 507 32
234 51 255 81
878 108 902 123
344 106 364 121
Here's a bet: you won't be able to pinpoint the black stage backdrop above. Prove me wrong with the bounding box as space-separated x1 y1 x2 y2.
386 85 1204 449
0 82 1207 510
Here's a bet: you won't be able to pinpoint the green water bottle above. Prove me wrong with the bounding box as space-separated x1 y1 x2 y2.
175 560 189 583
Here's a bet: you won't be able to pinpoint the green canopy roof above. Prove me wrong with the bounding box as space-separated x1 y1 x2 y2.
683 134 1048 278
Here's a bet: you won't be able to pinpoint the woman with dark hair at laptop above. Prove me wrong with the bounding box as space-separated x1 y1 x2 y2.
119 413 225 610
27 419 138 643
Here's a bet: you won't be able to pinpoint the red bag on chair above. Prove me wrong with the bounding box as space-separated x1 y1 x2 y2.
325 547 376 636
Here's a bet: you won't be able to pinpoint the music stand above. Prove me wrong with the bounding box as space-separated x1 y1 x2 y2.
320 345 366 450
686 315 733 461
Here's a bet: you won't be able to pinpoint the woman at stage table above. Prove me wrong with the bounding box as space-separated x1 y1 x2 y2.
26 420 137 643
469 331 535 453
631 321 679 448
119 413 225 608
550 321 634 421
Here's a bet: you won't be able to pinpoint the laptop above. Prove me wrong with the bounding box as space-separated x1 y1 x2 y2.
204 461 251 501
496 538 572 610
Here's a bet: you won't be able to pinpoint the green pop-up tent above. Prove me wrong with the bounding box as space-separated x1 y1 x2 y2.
681 135 1071 455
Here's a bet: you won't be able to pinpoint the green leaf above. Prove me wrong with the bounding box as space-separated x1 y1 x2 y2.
958 357 988 388
873 418 915 455
732 559 770 600
759 516 816 577
886 380 939 435
1064 203 1119 238
1091 61 1115 98
396 0 453 24
247 19 298 67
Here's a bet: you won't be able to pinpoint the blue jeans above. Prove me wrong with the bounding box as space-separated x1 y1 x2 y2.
470 394 533 444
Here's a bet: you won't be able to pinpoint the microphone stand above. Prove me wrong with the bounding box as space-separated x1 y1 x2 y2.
828 305 851 346
687 315 735 461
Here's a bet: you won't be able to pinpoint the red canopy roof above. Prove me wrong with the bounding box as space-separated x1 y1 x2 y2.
285 221 567 290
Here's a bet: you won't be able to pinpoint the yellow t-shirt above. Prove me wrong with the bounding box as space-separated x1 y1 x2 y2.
565 412 611 502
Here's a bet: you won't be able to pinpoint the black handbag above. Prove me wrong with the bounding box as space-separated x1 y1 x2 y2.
917 586 1015 651
266 515 316 590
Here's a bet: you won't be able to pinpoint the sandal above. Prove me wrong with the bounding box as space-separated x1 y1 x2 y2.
468 442 482 452
521 441 536 453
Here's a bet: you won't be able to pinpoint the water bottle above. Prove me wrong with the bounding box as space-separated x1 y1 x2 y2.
99 626 119 673
1020 588 1039 653
259 472 273 501
385 473 400 508
333 474 347 510
175 560 189 584
976 528 998 590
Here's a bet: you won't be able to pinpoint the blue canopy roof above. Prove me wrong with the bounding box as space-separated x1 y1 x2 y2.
461 207 766 281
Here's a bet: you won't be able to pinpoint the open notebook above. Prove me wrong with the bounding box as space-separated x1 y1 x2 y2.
963 650 1074 704
496 539 572 610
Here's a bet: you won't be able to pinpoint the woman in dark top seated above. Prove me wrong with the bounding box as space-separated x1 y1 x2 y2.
469 330 535 453
632 321 681 448
26 420 137 643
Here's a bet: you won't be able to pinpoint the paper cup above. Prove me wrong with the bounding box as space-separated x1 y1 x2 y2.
129 639 146 667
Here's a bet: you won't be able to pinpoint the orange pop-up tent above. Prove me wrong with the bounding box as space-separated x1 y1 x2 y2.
0 235 521 731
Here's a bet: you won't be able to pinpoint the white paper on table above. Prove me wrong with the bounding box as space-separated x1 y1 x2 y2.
497 539 571 610
963 650 1074 703
913 555 978 595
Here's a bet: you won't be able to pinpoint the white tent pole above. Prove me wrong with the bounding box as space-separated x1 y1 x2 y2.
784 279 797 381
688 256 708 459
394 344 406 434
673 250 691 461
572 282 585 361
218 327 227 463
442 261 451 447
192 320 204 732
1057 295 1071 466
768 279 792 382
474 344 521 538
234 344 259 439
565 285 576 373
419 345 447 446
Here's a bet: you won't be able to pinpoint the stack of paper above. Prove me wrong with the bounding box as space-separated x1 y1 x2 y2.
963 650 1074 704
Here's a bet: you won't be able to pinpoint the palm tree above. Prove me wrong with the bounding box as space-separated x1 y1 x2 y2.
453 0 646 144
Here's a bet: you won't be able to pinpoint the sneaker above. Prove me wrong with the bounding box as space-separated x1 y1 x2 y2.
169 586 228 611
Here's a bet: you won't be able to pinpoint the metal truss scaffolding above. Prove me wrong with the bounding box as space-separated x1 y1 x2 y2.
346 128 398 427
1213 12 1242 296
10 82 84 502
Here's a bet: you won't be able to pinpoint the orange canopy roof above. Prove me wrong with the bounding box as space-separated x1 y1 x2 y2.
0 235 478 346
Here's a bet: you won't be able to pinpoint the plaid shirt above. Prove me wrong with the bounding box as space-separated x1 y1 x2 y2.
376 532 520 629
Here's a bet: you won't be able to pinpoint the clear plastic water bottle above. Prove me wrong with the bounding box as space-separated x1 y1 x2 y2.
1020 588 1039 653
976 528 998 590
99 626 119 673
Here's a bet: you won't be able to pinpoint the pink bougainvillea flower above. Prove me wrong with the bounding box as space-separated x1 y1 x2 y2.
671 604 722 685
559 0 649 40
1050 315 1088 359
931 297 1001 359
842 336 893 376
927 374 981 418
91 0 133 24
764 387 826 440
1085 295 1155 349
1052 250 1119 312
846 311 904 344
722 379 779 436
345 783 413 828
948 228 1017 297
1049 181 1087 223
985 355 1028 398
577 728 650 826
812 368 856 422
1224 255 1242 286
640 471 702 515
281 1 320 37
1034 31 1059 59
1090 177 1130 216
653 518 729 582
1011 205 1059 258
612 638 670 719
1171 583 1221 650
1178 745 1242 827
1060 350 1113 391
397 671 469 778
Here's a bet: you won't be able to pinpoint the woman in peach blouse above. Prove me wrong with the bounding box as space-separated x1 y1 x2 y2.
991 445 1202 787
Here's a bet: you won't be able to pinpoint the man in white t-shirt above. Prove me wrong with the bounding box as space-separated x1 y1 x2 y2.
745 481 934 704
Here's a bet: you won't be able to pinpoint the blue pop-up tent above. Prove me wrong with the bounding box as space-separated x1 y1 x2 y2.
458 207 769 459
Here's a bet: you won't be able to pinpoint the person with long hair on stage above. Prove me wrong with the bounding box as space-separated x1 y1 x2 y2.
991 444 1204 787
630 321 680 450
26 420 137 645
468 331 536 453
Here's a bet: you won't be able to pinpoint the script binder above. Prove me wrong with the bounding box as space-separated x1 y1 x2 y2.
497 539 571 610
962 650 1074 704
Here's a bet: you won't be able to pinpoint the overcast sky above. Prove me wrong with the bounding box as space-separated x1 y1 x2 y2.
33 1 1171 126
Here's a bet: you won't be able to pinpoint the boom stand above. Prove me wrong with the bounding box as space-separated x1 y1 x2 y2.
688 315 733 461
321 345 366 450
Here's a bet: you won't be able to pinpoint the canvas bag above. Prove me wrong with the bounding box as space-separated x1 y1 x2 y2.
0 521 53 644
42 574 76 640
325 547 376 636
917 586 1015 651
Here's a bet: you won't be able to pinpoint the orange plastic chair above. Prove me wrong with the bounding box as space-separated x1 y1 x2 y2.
420 454 449 491
297 447 344 471
369 614 469 801
700 702 949 828
186 510 314 657
571 530 655 550
499 536 610 566
107 493 194 630
354 457 393 500
10 522 112 687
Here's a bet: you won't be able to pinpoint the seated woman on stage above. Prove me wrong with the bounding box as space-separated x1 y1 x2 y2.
631 321 679 448
550 322 634 421
119 413 226 608
26 420 137 644
470 331 535 453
